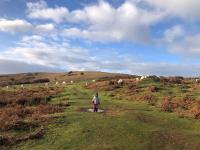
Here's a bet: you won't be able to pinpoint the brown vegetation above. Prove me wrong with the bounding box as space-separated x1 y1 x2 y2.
160 95 200 118
87 79 138 91
0 87 67 146
139 93 156 106
0 127 45 146
88 77 200 119
87 80 121 91
0 71 134 87
149 86 159 92
160 76 184 84
0 87 63 107
161 97 173 112
0 73 50 86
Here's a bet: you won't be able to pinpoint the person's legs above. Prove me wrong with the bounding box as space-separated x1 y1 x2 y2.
93 104 96 112
95 107 98 112
95 104 99 112
94 104 98 112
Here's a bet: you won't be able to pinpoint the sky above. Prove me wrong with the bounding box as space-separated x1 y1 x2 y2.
0 0 200 76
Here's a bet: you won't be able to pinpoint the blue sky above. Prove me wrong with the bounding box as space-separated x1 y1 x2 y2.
0 0 200 76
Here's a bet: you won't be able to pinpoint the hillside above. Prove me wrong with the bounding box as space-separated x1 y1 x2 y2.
0 71 135 87
1 72 200 150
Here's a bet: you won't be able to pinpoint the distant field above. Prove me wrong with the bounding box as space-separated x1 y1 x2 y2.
1 72 200 150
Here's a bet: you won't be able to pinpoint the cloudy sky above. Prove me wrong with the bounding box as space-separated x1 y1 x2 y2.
0 0 200 76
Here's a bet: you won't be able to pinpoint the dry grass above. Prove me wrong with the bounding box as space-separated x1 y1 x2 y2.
161 97 174 112
160 96 200 119
0 127 45 146
0 87 67 146
0 87 63 106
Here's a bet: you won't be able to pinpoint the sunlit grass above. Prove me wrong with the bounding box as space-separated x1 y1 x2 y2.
13 82 200 150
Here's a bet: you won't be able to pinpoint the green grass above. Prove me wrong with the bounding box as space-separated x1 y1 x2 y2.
12 83 200 150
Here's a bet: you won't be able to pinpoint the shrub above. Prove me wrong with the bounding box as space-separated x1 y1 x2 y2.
190 105 200 119
169 76 184 84
128 84 136 90
160 76 184 84
108 80 115 85
161 97 173 112
32 78 50 83
139 93 156 105
149 75 160 82
149 86 159 92
68 71 73 76
10 78 15 81
175 95 195 111
0 86 65 135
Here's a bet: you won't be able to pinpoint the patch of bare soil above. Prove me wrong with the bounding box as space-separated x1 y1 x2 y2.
77 108 104 113
78 107 122 116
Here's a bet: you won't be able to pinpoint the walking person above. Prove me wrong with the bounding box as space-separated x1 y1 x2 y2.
92 92 100 112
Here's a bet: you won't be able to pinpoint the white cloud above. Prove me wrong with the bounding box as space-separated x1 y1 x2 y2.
0 35 91 69
0 18 55 34
164 25 185 43
0 0 200 76
1 34 199 76
62 1 164 42
127 63 200 77
27 0 69 23
62 27 125 42
0 18 33 33
143 0 200 20
21 35 43 42
163 25 200 57
35 23 55 33
170 34 200 56
0 58 62 74
25 0 164 43
25 0 200 46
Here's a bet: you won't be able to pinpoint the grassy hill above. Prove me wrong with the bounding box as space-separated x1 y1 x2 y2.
1 72 200 150
0 71 134 86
